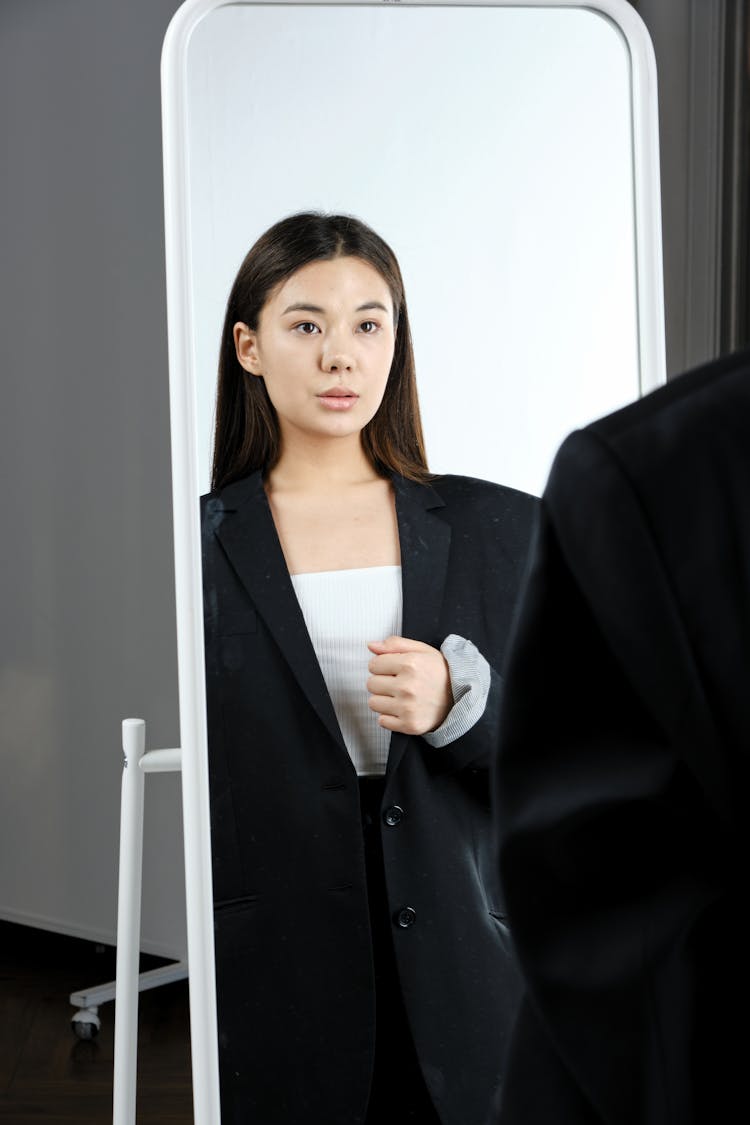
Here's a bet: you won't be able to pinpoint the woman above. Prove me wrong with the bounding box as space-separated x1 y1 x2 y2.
201 212 537 1125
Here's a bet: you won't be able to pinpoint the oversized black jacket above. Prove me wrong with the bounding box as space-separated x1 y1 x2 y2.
201 470 537 1125
495 351 748 1125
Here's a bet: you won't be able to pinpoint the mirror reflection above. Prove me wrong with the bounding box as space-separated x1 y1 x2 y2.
202 213 538 1122
161 2 664 1121
185 1 645 498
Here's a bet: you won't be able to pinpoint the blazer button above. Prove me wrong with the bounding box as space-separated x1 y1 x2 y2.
383 805 404 827
394 906 416 929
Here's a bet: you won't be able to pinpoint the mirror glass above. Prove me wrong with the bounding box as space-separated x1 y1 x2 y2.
184 2 657 497
161 2 664 1120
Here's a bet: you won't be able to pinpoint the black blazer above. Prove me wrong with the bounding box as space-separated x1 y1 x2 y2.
494 351 749 1125
201 470 537 1125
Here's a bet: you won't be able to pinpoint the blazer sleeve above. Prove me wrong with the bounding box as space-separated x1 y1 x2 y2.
422 663 504 774
423 481 539 777
494 430 725 1125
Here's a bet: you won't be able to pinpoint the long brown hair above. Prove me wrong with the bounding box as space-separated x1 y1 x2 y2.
211 212 431 492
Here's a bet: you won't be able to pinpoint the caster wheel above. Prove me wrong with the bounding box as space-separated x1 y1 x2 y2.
71 1007 101 1039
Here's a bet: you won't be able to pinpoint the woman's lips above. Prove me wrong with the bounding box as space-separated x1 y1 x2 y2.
317 389 359 411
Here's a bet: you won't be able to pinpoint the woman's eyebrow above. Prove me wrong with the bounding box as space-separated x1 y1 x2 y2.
281 302 325 315
280 300 390 316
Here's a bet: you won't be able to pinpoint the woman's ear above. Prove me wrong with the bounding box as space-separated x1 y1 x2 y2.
233 322 262 375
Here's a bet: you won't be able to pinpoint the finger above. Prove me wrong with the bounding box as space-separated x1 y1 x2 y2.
368 636 430 654
367 653 410 676
367 694 400 717
376 713 403 732
366 674 397 697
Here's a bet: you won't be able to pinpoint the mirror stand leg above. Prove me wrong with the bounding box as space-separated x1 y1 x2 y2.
112 717 147 1125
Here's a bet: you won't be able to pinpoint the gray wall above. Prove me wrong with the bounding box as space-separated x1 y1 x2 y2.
0 0 186 955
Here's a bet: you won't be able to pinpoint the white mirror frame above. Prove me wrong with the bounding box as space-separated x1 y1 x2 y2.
161 2 664 1119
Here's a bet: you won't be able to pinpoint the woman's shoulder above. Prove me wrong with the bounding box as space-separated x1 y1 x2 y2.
424 474 539 550
200 470 265 515
430 472 539 514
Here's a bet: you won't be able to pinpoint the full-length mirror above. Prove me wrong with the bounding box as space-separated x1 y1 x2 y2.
161 1 664 1121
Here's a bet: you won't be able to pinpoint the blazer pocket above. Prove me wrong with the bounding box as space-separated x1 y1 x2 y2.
217 612 260 670
213 893 263 962
488 909 516 959
214 892 261 913
488 908 511 932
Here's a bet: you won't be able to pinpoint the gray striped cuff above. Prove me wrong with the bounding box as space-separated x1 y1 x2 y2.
422 634 490 749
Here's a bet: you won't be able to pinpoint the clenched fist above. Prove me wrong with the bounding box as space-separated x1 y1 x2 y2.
366 635 453 736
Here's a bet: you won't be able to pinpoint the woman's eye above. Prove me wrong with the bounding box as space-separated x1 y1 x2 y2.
358 320 379 334
294 322 319 335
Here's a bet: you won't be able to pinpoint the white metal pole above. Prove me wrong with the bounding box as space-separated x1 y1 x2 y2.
112 718 147 1125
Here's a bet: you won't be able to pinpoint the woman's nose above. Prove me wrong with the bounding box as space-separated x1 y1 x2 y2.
321 348 354 374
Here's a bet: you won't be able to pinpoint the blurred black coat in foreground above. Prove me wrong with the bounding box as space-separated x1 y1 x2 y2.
494 350 748 1124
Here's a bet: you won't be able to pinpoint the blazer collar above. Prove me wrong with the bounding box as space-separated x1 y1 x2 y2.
211 470 452 775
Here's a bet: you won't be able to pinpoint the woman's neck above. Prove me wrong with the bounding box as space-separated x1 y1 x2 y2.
267 436 381 494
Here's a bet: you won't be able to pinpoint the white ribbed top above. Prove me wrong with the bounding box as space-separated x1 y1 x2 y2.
290 565 403 776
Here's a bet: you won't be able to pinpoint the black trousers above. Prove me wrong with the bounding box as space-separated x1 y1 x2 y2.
359 777 442 1125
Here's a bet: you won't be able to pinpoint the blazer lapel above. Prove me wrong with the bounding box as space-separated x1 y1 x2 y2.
209 471 452 776
211 471 348 755
387 474 452 779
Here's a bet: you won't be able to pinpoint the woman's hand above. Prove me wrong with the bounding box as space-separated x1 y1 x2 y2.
366 636 453 736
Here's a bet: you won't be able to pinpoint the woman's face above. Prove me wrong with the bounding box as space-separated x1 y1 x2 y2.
234 256 396 450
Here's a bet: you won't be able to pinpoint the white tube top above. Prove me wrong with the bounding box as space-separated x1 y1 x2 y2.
290 566 402 776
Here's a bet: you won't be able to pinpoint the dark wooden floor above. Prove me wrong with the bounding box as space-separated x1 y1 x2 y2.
0 921 192 1123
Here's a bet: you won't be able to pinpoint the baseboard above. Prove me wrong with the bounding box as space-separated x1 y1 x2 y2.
0 905 187 962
